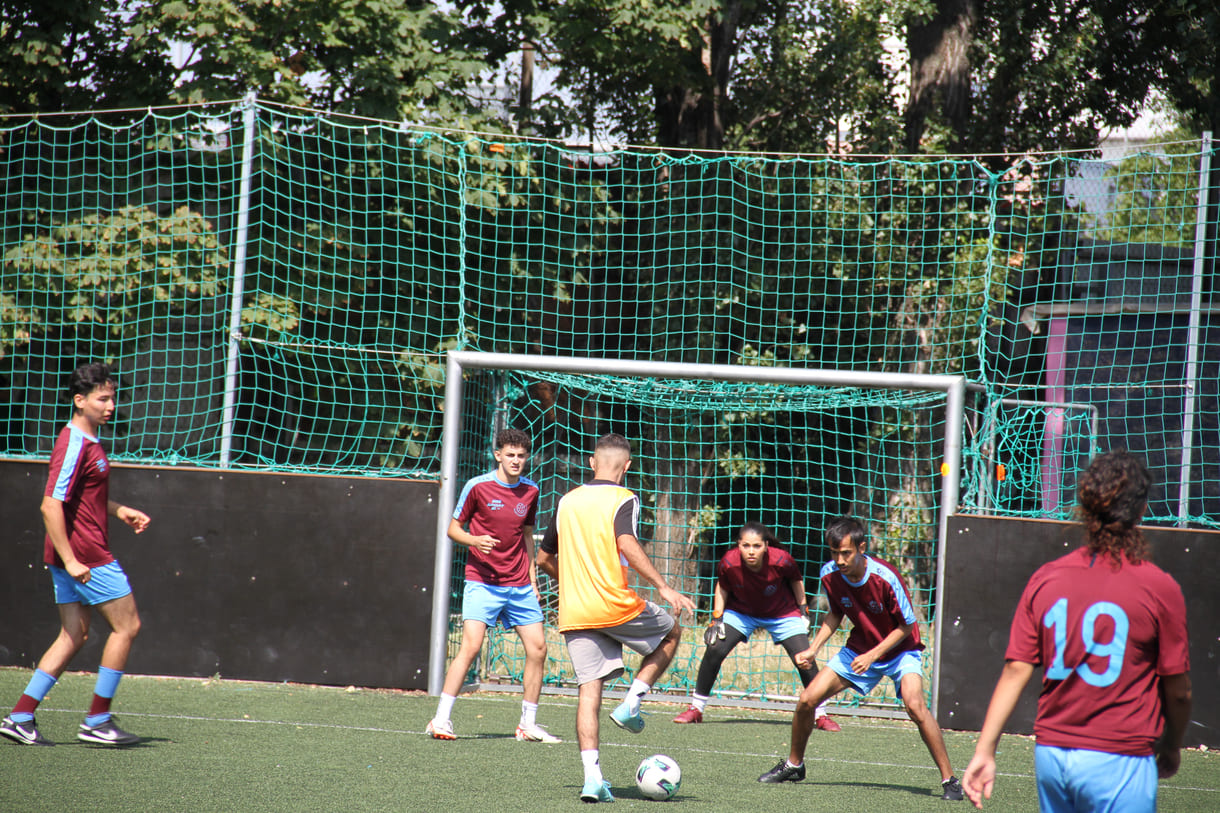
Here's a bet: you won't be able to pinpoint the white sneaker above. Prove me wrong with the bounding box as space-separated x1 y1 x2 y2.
426 718 455 740
515 722 562 743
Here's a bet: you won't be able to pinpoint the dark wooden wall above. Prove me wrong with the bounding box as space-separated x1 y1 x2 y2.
939 514 1218 749
0 461 438 689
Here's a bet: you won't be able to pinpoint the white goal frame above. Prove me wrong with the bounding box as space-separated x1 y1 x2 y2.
429 351 966 716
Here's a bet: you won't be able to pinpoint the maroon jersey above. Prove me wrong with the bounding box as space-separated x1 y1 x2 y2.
452 471 539 586
43 423 113 568
718 546 804 618
819 554 922 656
1006 546 1190 756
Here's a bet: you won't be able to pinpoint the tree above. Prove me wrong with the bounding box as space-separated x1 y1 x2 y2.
0 0 497 124
0 0 176 114
726 0 901 154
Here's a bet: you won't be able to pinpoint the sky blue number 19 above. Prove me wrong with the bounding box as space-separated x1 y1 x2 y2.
1043 598 1128 687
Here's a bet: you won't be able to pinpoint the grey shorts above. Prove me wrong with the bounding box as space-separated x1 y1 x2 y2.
563 601 677 685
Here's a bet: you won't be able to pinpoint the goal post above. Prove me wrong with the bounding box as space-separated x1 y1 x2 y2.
429 351 967 715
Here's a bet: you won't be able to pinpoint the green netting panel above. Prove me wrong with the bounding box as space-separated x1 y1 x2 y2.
5 99 1217 707
449 371 952 711
1 108 243 462
960 396 1098 520
4 102 1216 526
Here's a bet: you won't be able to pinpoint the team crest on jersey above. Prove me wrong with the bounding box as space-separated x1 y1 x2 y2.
867 600 883 614
839 596 853 609
514 502 528 517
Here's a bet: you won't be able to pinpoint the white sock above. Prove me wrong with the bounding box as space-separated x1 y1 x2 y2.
626 679 650 714
691 693 709 712
435 692 456 722
521 700 538 727
815 702 828 719
581 749 603 783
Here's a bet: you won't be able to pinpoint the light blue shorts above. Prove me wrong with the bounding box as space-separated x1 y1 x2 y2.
51 561 133 606
461 581 544 629
724 609 808 644
827 647 924 699
1035 745 1157 813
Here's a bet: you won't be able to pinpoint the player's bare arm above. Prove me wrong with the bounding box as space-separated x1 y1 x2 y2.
711 582 727 617
41 495 90 583
796 611 842 669
616 533 696 618
446 517 499 554
1156 672 1193 779
521 526 540 598
109 500 150 533
535 547 558 580
853 622 914 674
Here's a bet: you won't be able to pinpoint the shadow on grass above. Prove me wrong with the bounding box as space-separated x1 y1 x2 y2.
799 779 949 799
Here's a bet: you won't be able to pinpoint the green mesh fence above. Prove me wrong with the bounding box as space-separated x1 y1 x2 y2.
3 101 1217 706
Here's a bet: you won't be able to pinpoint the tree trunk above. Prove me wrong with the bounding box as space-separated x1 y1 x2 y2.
653 1 748 150
904 0 977 152
517 40 534 133
643 431 712 600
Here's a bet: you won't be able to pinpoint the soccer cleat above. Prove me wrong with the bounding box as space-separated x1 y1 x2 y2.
425 718 456 740
77 717 139 746
1 715 52 746
941 776 965 801
758 759 806 784
515 722 562 743
579 778 615 803
609 700 645 734
814 714 842 732
672 706 703 724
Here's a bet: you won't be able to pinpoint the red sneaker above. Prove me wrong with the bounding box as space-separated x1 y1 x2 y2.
814 715 841 732
672 706 703 724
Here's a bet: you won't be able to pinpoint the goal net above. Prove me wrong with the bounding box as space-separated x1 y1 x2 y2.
431 353 965 717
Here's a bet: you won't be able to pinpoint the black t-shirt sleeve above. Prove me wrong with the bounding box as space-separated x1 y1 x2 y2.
540 522 558 554
613 496 638 539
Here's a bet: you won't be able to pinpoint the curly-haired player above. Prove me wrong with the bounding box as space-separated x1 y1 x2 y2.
963 450 1192 811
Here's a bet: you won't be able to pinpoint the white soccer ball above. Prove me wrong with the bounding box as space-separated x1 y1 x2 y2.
635 753 681 801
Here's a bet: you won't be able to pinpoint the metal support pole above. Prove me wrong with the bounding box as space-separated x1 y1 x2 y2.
1178 131 1213 525
930 377 965 719
427 352 467 696
219 94 258 467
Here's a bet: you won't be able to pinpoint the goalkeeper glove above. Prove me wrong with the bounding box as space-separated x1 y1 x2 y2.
704 613 726 647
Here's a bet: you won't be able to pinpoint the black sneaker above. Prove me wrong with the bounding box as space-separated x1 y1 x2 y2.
758 759 806 783
1 715 52 746
941 777 964 801
78 717 140 746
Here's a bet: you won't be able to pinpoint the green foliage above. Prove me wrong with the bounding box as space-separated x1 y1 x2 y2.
1 205 226 360
0 0 177 113
1087 131 1206 248
726 0 902 154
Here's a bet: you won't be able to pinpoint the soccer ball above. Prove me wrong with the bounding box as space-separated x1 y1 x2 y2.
635 754 681 800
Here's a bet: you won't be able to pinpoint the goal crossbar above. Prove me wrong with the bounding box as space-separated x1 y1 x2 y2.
429 351 967 716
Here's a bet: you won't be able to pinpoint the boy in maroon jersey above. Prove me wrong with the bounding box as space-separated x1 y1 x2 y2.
671 521 838 730
426 428 560 743
1 363 151 747
758 516 964 800
963 451 1192 811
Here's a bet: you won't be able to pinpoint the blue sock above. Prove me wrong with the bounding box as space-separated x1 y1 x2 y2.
11 669 57 723
84 667 123 727
94 666 123 699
